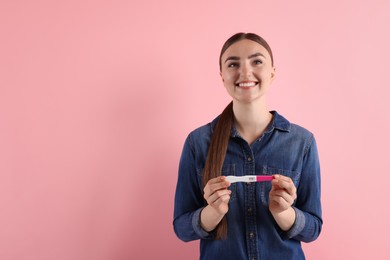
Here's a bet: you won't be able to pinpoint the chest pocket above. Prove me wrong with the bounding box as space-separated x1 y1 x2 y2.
259 166 301 206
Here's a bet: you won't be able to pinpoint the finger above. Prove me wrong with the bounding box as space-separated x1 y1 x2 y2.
270 189 295 205
204 183 229 199
208 176 227 185
204 177 230 196
210 179 230 191
206 189 232 205
273 175 291 186
274 174 292 182
269 194 290 210
215 193 231 204
211 194 231 215
273 175 297 196
210 193 231 211
269 192 290 208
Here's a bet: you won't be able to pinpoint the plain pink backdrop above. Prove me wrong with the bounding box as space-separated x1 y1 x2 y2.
1 0 389 259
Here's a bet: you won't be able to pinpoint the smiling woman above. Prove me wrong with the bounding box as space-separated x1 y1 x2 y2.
173 32 322 260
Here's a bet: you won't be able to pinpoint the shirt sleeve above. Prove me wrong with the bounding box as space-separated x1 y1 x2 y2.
283 134 323 242
173 135 214 242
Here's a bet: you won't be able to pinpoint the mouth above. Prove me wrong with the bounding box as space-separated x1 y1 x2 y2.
235 81 258 88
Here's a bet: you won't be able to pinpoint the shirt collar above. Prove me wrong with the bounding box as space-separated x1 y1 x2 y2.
211 110 291 137
269 110 291 132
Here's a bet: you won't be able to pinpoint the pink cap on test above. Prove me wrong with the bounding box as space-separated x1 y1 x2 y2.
256 175 274 182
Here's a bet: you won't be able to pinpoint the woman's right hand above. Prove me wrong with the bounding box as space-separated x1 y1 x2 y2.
203 176 232 216
200 176 232 232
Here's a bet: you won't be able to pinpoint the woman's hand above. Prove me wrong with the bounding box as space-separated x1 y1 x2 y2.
269 174 297 231
203 176 232 215
200 176 231 231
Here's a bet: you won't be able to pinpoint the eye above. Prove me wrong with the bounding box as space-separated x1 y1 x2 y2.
228 62 239 68
253 60 263 65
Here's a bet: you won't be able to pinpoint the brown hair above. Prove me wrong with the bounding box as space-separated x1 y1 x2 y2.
219 32 274 71
202 33 273 240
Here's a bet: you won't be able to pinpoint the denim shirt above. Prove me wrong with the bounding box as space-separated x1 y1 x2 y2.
173 111 322 260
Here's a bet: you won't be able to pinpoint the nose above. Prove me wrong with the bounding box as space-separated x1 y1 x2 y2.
239 62 252 78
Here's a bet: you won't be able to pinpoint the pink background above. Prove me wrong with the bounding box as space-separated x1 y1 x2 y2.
1 0 389 259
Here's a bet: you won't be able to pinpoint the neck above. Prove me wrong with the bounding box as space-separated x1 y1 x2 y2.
232 100 272 144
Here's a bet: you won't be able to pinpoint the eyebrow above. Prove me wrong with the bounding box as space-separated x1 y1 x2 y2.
224 52 266 63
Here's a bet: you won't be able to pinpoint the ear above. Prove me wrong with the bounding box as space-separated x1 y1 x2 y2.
270 67 276 82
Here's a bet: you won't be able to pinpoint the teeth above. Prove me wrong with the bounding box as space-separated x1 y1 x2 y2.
238 82 256 87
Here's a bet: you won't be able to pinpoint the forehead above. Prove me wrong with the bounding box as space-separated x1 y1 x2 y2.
222 39 271 60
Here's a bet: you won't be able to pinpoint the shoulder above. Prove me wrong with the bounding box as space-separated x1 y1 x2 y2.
273 111 315 145
182 116 219 158
290 123 313 140
187 116 218 143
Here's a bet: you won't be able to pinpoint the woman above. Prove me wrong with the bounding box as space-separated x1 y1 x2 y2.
173 32 322 260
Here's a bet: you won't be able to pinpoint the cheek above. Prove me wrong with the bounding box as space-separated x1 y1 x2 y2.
257 70 273 81
221 72 236 83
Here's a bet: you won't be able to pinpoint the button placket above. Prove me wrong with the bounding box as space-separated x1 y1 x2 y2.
243 142 258 260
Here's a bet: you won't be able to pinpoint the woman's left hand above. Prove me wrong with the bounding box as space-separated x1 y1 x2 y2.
268 174 297 215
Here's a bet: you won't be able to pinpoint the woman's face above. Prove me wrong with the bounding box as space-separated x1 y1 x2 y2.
220 39 275 104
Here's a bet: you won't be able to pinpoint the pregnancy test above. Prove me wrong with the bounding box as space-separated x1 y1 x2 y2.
225 175 274 183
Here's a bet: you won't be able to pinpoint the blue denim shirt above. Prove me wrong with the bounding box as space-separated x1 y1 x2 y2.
173 111 322 260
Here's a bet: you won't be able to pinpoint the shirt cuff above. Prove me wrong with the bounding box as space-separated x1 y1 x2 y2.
283 207 306 239
191 207 214 239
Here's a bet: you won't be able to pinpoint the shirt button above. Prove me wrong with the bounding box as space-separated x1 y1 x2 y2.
249 232 254 239
248 207 252 213
247 157 252 161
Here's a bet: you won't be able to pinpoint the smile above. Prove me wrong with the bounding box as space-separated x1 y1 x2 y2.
236 82 258 87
